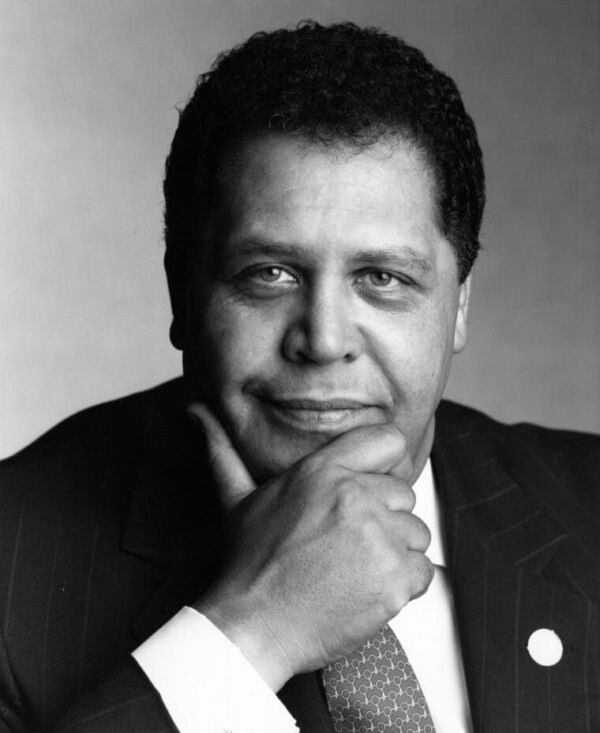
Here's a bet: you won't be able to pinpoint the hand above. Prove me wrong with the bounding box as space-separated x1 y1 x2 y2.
188 403 434 691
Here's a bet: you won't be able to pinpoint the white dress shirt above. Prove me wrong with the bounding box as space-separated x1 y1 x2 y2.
134 459 473 732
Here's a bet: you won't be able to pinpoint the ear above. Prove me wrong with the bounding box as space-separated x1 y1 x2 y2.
164 249 186 351
453 274 471 354
169 318 185 350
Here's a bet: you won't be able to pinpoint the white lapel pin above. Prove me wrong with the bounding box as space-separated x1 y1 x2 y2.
527 628 563 666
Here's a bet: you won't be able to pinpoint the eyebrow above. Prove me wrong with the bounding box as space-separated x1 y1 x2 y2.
224 241 305 260
223 239 434 274
349 248 433 273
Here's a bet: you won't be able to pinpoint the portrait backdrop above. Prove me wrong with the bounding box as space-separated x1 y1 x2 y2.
1 0 598 458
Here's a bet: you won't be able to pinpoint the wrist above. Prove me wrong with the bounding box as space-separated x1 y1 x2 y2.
194 587 295 691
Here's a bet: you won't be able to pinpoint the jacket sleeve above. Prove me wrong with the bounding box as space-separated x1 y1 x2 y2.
50 658 178 733
0 640 177 733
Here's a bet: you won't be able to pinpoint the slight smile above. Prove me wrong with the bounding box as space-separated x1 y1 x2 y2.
259 397 388 433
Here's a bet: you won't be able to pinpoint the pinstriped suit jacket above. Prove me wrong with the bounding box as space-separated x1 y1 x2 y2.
0 379 598 732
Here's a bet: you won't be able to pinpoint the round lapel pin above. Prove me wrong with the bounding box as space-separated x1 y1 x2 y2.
527 628 563 666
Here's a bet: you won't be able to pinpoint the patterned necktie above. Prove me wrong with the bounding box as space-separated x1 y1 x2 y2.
322 625 436 733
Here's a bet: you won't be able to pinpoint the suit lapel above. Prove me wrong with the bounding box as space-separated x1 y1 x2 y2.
433 401 600 732
120 383 226 641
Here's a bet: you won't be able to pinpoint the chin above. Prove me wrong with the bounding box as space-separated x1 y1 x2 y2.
236 429 332 483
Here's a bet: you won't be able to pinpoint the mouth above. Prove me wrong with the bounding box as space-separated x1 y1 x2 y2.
257 395 388 433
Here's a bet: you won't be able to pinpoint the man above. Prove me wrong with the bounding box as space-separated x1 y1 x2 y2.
0 21 598 733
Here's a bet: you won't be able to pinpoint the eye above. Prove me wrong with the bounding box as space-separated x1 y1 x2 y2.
254 266 296 284
358 270 409 288
365 271 397 287
354 269 416 305
234 264 299 298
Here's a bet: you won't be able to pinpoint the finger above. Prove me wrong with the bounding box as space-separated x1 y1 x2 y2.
382 550 434 614
387 449 413 483
311 423 412 478
187 402 256 511
351 474 416 512
403 551 435 601
388 511 431 553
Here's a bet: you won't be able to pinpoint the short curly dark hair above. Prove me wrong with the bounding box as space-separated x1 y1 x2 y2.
164 21 485 346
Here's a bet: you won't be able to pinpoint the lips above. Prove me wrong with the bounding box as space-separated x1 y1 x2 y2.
256 394 388 433
269 398 367 410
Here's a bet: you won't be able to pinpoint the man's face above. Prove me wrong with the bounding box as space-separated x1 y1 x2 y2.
185 134 470 483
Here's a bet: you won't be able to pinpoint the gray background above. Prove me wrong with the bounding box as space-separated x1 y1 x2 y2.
1 0 598 458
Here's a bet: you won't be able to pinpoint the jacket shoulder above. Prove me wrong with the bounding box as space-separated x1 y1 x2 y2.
0 378 186 504
436 399 600 515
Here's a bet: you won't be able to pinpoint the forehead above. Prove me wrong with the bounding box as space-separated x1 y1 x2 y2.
211 134 447 268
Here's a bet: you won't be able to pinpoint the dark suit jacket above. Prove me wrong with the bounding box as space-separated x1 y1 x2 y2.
0 379 598 732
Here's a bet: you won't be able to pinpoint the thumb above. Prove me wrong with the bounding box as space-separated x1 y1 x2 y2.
187 402 256 511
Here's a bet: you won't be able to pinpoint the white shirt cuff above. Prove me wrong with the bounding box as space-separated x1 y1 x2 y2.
132 606 299 733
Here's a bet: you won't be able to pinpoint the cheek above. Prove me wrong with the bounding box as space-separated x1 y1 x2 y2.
201 299 283 385
364 308 456 401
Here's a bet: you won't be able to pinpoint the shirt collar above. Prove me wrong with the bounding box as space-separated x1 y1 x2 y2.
412 459 446 567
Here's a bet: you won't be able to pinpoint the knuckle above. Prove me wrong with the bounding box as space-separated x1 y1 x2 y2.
398 482 416 511
381 551 435 613
414 516 432 551
378 547 402 579
359 512 385 543
337 505 385 554
400 512 431 551
412 553 435 593
333 476 366 514
380 582 407 617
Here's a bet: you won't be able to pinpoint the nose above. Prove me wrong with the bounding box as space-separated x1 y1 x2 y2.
282 279 363 365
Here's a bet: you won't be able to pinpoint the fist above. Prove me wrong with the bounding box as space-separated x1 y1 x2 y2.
189 403 433 690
